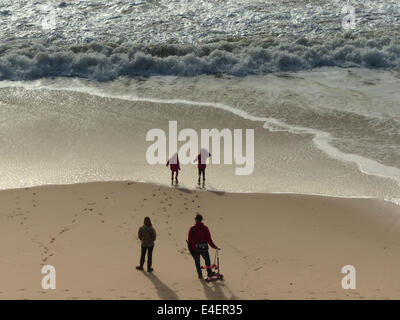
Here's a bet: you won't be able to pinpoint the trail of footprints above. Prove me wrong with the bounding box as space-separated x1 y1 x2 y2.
8 188 118 265
40 193 115 264
118 183 203 256
8 183 206 297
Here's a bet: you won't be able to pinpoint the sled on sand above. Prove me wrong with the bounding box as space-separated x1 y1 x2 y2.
201 250 223 282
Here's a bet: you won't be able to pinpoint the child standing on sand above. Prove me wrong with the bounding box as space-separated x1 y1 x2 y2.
136 217 156 272
166 153 180 185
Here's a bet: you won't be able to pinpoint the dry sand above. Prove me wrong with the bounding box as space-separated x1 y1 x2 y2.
0 181 399 300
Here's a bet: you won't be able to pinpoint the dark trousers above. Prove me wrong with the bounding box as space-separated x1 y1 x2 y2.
198 168 206 181
140 245 154 268
192 250 213 277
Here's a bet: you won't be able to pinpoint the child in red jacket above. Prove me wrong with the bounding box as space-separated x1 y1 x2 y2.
166 153 180 184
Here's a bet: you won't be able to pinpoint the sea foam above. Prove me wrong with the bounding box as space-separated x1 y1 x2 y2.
0 36 399 81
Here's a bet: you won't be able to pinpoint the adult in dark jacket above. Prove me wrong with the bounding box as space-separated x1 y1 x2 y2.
188 214 220 279
136 216 156 272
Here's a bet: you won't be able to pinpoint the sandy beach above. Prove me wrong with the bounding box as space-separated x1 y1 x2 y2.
1 181 399 300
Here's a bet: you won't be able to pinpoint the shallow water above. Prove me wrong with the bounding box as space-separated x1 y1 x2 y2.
0 68 399 204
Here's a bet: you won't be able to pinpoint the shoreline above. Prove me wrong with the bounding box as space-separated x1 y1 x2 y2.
0 180 398 207
1 181 400 299
4 74 400 188
1 73 399 202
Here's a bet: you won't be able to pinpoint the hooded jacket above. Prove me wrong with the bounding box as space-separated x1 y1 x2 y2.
195 152 211 169
167 155 180 171
138 224 156 247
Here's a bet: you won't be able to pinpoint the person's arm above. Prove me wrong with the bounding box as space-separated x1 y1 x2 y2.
166 159 170 167
151 228 156 242
205 226 218 249
188 227 196 251
138 227 142 240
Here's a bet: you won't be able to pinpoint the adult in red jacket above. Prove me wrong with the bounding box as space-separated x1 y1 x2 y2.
188 214 220 279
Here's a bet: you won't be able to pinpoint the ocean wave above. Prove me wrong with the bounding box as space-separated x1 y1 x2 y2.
0 35 399 81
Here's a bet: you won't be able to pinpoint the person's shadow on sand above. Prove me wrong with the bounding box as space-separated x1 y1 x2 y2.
143 272 179 299
201 280 238 300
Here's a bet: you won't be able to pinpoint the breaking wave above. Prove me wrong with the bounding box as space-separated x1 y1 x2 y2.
1 35 399 81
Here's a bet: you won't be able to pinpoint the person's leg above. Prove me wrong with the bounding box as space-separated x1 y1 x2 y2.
201 250 213 277
171 170 174 181
147 246 154 271
137 246 146 270
192 251 202 278
198 168 201 184
202 168 206 181
175 170 179 183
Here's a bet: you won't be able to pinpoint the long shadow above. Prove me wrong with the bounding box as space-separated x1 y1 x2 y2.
201 280 233 300
219 282 239 300
176 187 193 194
205 183 226 196
143 272 179 300
208 190 226 196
